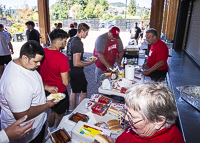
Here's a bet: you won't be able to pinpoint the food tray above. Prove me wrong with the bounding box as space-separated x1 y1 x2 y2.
51 128 71 143
177 85 200 111
68 112 89 123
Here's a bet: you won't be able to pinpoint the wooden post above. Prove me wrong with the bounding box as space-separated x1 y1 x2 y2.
38 0 50 45
150 0 165 38
162 0 169 34
165 0 179 41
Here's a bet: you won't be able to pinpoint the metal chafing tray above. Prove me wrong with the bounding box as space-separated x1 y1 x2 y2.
124 45 139 62
177 85 200 111
124 45 140 52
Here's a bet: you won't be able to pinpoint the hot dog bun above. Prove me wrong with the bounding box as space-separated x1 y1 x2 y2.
108 123 121 129
94 134 110 143
107 119 119 125
110 125 122 132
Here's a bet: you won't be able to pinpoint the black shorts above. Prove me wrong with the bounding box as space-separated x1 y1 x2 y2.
45 90 69 114
150 70 168 82
140 33 143 38
0 55 12 65
70 73 88 93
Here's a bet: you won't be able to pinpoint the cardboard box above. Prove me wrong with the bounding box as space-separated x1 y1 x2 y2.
71 121 111 143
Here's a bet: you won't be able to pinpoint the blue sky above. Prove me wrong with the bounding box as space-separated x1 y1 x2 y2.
1 0 151 9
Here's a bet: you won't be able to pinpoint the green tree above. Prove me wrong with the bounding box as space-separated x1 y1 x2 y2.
102 13 114 21
99 0 109 11
51 0 69 19
50 0 109 19
0 5 3 17
128 0 136 15
77 0 88 9
5 11 11 18
77 9 86 19
84 3 96 18
16 4 38 23
93 4 104 18
71 4 82 19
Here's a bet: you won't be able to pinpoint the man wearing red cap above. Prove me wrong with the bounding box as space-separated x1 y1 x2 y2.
93 26 124 82
68 23 77 38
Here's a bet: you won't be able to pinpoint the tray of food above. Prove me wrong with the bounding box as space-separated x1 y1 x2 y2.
177 85 200 111
51 128 71 143
69 112 89 123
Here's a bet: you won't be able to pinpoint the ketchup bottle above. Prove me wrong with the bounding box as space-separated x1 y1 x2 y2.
123 59 127 69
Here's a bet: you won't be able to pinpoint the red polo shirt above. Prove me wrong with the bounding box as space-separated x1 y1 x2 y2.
116 125 185 143
147 40 169 70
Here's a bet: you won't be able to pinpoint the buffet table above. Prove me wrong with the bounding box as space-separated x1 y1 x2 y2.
46 98 123 143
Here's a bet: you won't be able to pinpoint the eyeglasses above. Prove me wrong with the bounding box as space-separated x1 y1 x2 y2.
146 35 154 40
124 108 143 126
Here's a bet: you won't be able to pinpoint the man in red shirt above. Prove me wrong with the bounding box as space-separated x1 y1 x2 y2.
38 29 70 128
142 28 169 81
93 27 124 82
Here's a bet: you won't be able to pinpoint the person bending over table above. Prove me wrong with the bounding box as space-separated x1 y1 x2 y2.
93 26 124 83
0 41 58 143
142 28 169 82
102 82 185 143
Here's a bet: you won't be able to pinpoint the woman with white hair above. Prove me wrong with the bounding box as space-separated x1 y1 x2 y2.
105 82 185 143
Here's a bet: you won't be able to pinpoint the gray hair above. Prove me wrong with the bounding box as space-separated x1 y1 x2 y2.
146 28 158 37
125 82 177 128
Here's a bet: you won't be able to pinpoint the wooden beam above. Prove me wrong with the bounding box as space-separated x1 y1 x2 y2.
150 0 165 38
162 0 169 33
38 0 50 45
165 0 179 40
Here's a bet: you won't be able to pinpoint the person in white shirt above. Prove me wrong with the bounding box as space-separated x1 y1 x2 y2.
0 40 59 143
35 22 40 32
0 24 13 78
0 115 34 143
140 21 146 41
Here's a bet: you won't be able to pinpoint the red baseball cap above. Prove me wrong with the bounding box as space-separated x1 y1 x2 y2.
110 27 120 38
70 24 74 27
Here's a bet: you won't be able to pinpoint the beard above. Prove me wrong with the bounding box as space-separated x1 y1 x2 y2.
59 47 65 50
59 43 65 50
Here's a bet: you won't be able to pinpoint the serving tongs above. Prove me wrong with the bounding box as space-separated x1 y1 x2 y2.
47 127 56 143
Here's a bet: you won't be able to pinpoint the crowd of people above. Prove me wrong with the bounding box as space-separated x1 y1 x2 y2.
0 20 185 143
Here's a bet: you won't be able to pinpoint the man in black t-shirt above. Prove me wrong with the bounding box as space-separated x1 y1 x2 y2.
130 22 141 45
25 21 41 43
67 23 95 110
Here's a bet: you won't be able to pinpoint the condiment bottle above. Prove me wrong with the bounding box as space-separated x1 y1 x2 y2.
118 70 124 79
110 69 118 80
123 59 127 69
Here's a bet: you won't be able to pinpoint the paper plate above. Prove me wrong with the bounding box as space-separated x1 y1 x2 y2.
47 93 66 102
85 56 97 62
